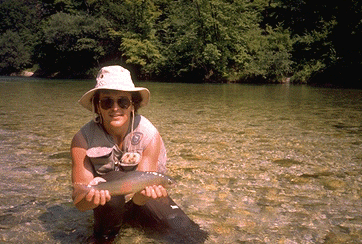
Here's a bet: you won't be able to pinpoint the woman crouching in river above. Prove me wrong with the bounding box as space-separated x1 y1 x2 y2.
71 65 168 241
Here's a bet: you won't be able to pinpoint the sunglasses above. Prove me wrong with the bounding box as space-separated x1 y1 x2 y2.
99 97 132 110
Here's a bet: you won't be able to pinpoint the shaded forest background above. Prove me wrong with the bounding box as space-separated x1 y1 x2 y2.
1 0 361 87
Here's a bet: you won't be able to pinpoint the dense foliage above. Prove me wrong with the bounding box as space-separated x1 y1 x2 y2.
0 0 361 86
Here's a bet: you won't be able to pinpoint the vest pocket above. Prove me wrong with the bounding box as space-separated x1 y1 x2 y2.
86 147 116 175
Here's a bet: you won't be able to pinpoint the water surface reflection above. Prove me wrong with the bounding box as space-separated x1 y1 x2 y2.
0 77 361 243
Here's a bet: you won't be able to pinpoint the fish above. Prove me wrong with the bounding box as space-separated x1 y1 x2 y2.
73 171 175 204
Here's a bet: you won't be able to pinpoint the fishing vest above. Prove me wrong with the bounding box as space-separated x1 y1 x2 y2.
80 115 167 176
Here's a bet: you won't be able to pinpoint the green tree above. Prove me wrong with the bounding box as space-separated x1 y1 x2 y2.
242 25 293 82
323 0 362 87
0 31 31 74
35 12 110 77
40 0 88 16
105 0 164 77
154 0 292 82
120 37 164 78
0 0 40 75
267 0 362 87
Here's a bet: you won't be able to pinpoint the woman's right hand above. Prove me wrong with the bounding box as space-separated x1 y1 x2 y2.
85 177 111 206
71 131 111 211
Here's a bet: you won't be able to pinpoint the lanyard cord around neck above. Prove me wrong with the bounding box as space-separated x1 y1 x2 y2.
127 109 135 152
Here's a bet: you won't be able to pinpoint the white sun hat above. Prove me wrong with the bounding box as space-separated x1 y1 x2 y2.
79 65 150 112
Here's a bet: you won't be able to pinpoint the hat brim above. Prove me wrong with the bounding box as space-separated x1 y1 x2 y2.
79 87 150 112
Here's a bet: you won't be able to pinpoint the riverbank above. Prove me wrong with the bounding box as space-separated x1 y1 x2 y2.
7 69 362 90
10 70 34 77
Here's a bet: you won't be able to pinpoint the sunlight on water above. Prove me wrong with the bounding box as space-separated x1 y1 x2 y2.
0 77 362 243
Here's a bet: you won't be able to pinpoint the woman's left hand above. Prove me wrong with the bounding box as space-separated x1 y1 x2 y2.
142 185 168 199
132 185 167 205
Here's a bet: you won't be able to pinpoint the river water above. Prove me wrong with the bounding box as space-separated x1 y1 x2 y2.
0 76 362 243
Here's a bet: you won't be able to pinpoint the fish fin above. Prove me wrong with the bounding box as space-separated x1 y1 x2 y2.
124 193 135 203
72 183 90 205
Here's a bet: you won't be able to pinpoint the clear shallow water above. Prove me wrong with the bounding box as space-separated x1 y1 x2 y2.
0 77 362 243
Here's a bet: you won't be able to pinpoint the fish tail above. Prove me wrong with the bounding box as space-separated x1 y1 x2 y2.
72 183 91 205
